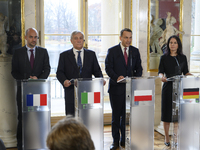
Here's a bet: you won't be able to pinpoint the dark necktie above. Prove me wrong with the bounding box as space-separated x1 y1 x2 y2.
124 47 128 65
77 51 82 74
30 49 34 69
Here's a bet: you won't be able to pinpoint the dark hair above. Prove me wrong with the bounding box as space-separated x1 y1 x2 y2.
165 35 183 55
120 28 132 37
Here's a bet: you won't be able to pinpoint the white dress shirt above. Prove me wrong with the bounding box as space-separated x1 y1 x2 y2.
26 45 36 60
73 48 84 66
120 42 129 57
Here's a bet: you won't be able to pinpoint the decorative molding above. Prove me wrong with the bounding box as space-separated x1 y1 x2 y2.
21 0 25 47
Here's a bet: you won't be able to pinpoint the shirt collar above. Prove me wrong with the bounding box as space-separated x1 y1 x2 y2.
73 47 84 53
120 42 128 51
26 45 36 51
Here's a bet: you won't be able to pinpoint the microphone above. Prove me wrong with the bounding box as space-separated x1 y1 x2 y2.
78 66 81 78
24 51 27 80
130 50 133 77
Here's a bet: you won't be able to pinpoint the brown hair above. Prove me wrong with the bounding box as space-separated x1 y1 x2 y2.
46 115 95 150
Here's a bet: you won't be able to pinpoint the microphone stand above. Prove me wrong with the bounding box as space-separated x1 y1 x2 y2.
130 50 133 77
78 66 81 78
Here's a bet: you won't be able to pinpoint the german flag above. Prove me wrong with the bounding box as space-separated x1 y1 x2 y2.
183 88 199 99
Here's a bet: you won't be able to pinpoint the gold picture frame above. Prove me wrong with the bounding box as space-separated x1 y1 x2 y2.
0 0 25 55
147 0 183 72
21 0 25 47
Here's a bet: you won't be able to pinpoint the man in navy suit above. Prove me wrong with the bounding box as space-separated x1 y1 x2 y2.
11 28 50 150
56 31 104 116
105 28 143 150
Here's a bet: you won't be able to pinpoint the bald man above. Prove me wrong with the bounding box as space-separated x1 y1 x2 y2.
11 28 50 150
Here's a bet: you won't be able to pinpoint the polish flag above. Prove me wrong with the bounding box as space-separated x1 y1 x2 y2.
134 90 152 101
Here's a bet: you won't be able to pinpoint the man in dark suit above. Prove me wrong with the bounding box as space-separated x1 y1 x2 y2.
105 28 143 150
11 28 50 150
56 30 104 116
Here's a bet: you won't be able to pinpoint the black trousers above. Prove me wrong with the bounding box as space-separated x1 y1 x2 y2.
16 83 22 150
109 93 126 143
64 86 75 116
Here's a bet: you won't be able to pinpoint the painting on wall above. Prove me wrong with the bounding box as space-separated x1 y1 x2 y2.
0 0 22 57
148 0 184 72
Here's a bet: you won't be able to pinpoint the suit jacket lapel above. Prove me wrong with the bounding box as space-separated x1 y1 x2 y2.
23 47 32 70
33 46 39 71
117 44 127 67
127 46 132 67
68 48 79 70
82 48 87 69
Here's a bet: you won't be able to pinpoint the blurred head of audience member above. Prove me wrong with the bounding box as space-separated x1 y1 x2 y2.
47 115 95 150
0 138 6 150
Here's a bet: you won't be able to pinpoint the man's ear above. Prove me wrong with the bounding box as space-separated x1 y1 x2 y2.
119 36 122 41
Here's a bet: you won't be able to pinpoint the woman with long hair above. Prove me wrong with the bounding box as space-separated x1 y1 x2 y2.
158 35 192 146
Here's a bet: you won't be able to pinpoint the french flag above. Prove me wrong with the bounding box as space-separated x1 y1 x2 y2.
27 94 47 106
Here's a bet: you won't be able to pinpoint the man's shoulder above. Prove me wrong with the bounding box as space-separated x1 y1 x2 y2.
60 49 73 55
13 46 26 54
84 49 95 54
109 44 120 50
129 45 141 55
129 45 139 51
36 46 47 50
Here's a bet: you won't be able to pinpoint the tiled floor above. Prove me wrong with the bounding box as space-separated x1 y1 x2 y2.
6 125 171 150
104 125 171 150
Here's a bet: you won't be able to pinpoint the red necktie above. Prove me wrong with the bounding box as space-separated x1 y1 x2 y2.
124 47 128 65
30 49 34 69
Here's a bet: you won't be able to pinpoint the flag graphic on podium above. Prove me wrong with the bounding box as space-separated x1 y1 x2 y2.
134 90 152 101
183 88 199 99
27 94 47 106
81 92 100 104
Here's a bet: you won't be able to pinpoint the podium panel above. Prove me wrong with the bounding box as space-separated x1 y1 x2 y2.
175 77 200 150
126 77 155 150
75 78 104 150
22 80 51 150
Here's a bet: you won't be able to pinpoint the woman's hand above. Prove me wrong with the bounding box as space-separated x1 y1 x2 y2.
159 73 167 82
161 76 167 82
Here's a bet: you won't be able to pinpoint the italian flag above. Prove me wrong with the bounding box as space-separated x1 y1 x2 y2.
27 94 47 106
183 88 199 99
81 92 100 104
134 90 152 101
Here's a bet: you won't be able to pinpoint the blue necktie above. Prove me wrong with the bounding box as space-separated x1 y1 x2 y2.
77 51 82 74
